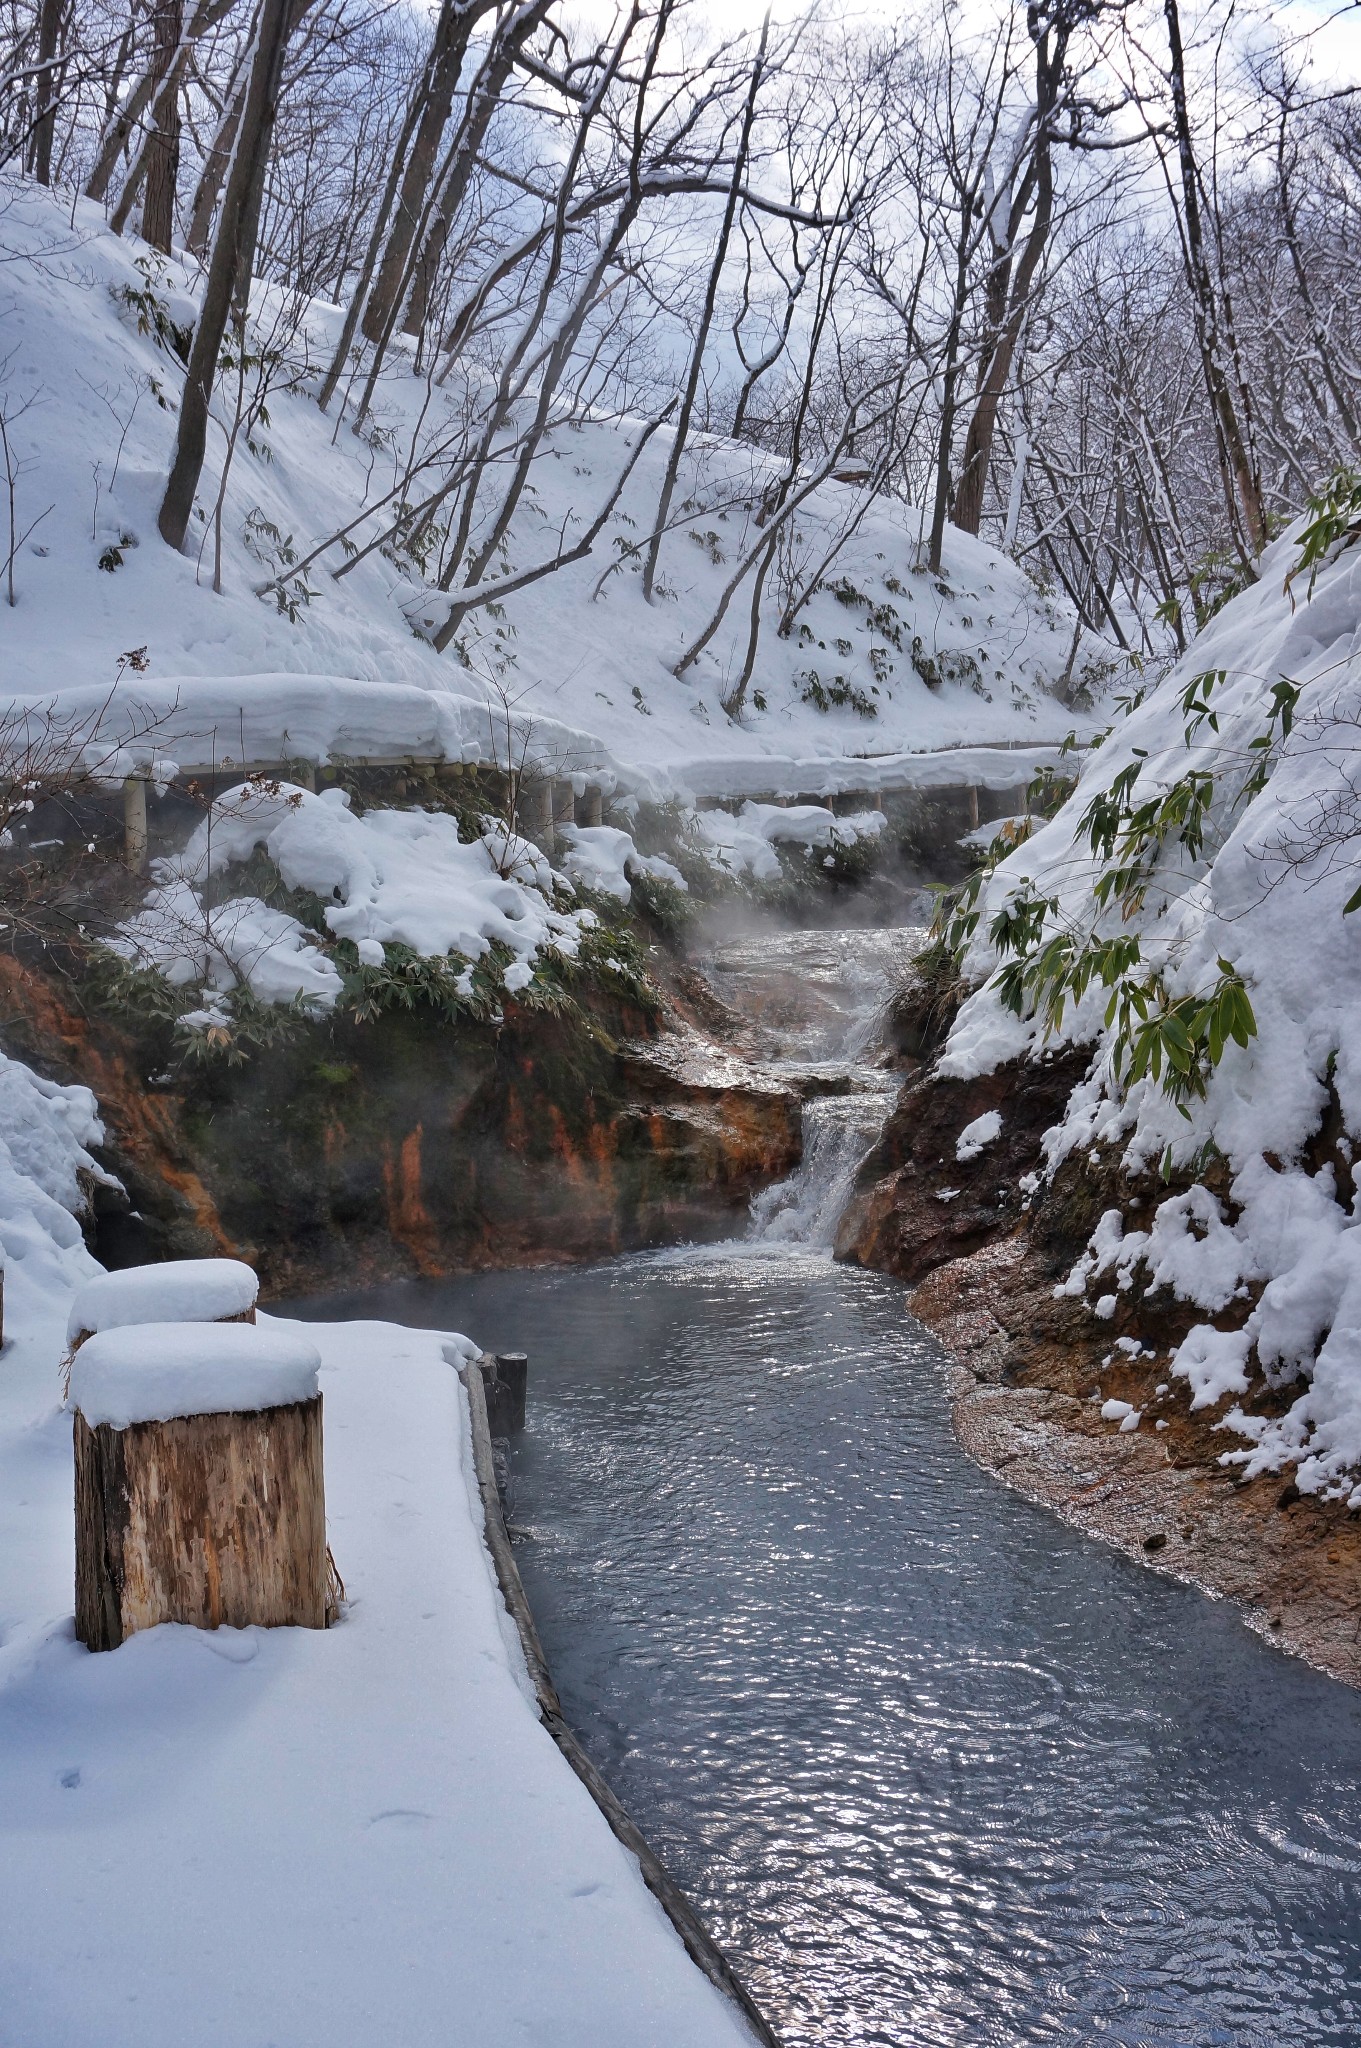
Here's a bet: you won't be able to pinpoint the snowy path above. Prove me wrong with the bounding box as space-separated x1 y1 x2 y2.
0 1318 753 2048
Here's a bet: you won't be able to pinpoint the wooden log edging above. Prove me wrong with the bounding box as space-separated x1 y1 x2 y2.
459 1357 781 2048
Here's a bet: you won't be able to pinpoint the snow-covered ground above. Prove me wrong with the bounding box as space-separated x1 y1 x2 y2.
941 507 1361 1501
0 181 1091 807
0 1132 755 2045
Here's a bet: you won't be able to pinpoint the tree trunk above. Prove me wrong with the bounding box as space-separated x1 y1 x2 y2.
951 21 1064 539
927 304 964 577
106 0 238 232
158 0 293 551
360 0 496 346
30 0 63 185
184 40 248 257
642 16 769 605
141 0 184 253
88 51 160 206
950 182 1051 538
401 0 550 342
74 1397 326 1651
1163 0 1266 561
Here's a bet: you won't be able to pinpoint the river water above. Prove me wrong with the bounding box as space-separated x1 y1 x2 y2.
292 925 1361 2047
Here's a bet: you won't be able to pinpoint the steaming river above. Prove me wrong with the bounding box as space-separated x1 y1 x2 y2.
292 925 1361 2047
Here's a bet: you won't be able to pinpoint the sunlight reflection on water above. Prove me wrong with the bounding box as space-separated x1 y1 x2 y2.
296 1246 1361 2048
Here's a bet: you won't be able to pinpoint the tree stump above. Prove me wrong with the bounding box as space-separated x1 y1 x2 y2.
70 1322 325 1652
67 1256 259 1353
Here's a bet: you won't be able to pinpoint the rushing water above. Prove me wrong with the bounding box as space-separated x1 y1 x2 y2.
292 924 1361 2047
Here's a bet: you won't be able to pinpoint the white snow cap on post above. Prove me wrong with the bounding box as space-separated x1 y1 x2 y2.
66 1258 259 1346
69 1321 320 1430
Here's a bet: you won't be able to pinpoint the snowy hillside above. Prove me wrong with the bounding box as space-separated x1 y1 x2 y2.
939 487 1361 1498
0 183 1089 801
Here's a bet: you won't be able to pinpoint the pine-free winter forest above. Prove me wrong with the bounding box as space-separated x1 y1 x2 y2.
1 0 1360 2039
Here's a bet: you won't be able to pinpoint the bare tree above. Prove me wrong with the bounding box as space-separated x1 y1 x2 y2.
158 0 294 549
641 10 771 603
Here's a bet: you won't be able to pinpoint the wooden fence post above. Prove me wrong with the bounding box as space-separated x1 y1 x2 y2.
123 776 148 872
478 1351 527 1436
515 779 553 849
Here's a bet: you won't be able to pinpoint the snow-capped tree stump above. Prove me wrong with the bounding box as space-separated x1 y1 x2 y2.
70 1322 325 1652
66 1257 259 1355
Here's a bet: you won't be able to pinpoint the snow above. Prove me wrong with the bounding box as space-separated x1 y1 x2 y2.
68 1320 322 1427
68 1256 259 1343
696 800 885 881
0 180 1107 2040
936 505 1361 1499
0 1062 754 2042
115 779 593 1007
960 812 1031 849
955 1109 1002 1161
1101 1399 1143 1433
0 182 1090 824
556 822 686 902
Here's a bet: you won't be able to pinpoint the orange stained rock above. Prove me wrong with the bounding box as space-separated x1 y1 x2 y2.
381 1125 442 1275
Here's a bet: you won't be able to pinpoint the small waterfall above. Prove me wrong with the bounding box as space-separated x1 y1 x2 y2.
749 1087 895 1247
698 921 923 1252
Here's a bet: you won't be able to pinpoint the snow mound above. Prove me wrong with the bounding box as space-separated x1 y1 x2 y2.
556 823 686 903
696 800 885 881
68 1259 259 1346
0 1052 110 1292
938 511 1361 1497
69 1320 321 1428
115 780 593 1008
956 1110 1002 1161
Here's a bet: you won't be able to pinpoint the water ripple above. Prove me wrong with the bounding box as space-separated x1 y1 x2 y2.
303 1250 1361 2047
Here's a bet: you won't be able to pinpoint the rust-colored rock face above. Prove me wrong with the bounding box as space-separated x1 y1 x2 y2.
0 954 800 1296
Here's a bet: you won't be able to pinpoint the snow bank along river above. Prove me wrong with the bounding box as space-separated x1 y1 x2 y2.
297 925 1361 2048
0 1309 756 2047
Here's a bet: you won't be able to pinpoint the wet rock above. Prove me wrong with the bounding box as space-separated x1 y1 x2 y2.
833 1049 1088 1280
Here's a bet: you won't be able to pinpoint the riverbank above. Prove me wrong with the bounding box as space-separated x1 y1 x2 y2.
837 1043 1361 1689
0 1297 760 2046
918 1239 1361 1689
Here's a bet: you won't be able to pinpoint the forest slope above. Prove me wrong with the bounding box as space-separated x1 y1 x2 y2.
0 183 1088 800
